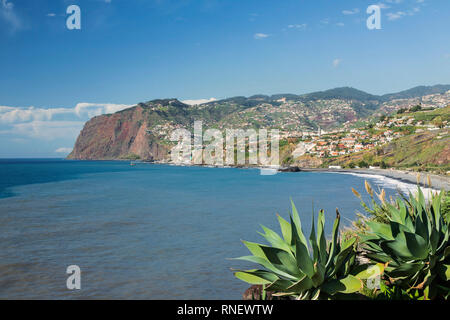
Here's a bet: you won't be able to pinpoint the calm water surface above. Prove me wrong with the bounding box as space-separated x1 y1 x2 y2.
0 159 407 299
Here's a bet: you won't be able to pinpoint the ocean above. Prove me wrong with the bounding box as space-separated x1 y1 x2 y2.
0 159 416 299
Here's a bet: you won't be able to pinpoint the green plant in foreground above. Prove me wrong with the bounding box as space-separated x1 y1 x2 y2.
359 187 450 300
232 201 364 300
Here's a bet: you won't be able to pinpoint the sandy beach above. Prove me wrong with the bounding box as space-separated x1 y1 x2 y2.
298 168 450 191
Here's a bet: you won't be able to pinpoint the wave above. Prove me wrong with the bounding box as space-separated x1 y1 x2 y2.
329 172 439 199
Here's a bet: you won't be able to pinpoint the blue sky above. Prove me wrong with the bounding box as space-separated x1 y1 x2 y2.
0 0 449 157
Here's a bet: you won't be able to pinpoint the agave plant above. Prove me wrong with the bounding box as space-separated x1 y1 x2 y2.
358 186 450 300
232 201 363 300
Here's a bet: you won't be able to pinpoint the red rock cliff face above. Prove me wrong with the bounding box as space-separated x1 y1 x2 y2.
67 106 168 160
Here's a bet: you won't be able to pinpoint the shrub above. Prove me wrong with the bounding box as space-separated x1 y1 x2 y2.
232 201 363 300
410 105 422 112
358 160 369 168
356 184 450 300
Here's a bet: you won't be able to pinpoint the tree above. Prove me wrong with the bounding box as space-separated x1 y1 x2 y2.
410 104 422 112
433 116 444 128
358 160 369 168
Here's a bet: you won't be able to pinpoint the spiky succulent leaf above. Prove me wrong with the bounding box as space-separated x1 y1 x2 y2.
234 269 279 285
321 275 363 295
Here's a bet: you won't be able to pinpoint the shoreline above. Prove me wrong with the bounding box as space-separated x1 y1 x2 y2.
66 158 450 191
297 167 449 191
159 161 449 191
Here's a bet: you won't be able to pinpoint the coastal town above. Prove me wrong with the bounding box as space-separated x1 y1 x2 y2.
290 105 450 159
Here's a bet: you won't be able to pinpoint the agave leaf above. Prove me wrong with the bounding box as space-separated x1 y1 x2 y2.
272 291 296 297
242 240 269 259
233 255 299 280
321 275 362 295
328 238 356 278
311 262 325 287
359 234 380 243
414 214 429 243
309 210 319 262
286 274 314 293
429 229 440 254
397 201 408 224
292 229 314 278
437 264 450 281
366 221 395 240
258 245 304 278
277 214 292 245
436 227 449 254
344 253 356 276
317 210 328 265
443 246 450 259
290 200 308 247
417 187 426 213
389 221 414 238
354 263 386 280
430 190 443 231
381 231 428 260
311 288 321 300
384 203 403 224
388 262 425 278
365 252 395 265
265 279 296 292
234 269 279 285
398 201 415 231
362 240 383 253
259 225 293 254
325 209 341 269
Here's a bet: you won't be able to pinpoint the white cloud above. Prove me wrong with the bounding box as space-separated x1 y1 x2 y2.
55 147 73 154
287 23 307 30
376 3 391 9
182 98 217 106
333 59 342 68
0 102 133 142
1 121 85 140
0 106 72 123
254 33 269 39
386 7 420 20
0 0 22 32
342 8 360 15
387 11 407 20
73 103 132 118
0 103 132 124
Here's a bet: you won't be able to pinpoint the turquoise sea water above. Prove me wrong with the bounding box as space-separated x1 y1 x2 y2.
0 159 408 299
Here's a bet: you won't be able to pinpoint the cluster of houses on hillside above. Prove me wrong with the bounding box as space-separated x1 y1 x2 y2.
293 111 449 159
294 128 402 158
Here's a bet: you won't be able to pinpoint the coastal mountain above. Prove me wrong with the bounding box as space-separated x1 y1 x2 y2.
68 85 450 161
381 85 450 101
68 104 171 161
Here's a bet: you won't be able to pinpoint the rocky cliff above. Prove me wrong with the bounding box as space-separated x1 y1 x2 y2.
67 105 169 161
